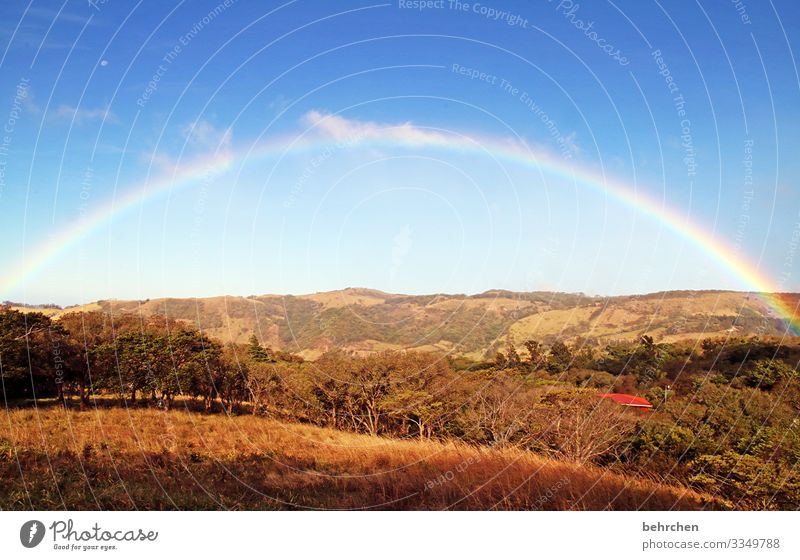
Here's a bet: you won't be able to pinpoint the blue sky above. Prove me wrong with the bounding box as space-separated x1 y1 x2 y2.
0 0 799 305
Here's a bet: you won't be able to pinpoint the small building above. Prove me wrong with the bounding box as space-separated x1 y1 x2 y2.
598 393 653 410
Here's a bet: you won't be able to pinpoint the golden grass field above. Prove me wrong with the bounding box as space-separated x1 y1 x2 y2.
0 405 721 510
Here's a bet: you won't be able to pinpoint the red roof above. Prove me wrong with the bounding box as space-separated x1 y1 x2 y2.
598 393 653 408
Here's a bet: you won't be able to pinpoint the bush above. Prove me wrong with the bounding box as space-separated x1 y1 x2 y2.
689 451 800 510
744 359 796 390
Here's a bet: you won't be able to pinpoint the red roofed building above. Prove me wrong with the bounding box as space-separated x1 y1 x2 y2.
598 393 653 409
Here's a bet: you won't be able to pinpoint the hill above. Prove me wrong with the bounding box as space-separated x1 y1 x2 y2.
0 406 720 510
31 288 797 359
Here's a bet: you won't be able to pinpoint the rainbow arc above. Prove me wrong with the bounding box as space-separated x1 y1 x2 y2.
3 127 797 335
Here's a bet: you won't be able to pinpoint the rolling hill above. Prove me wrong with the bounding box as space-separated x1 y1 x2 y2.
10 288 798 359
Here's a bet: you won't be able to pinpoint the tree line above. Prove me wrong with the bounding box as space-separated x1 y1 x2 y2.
0 308 247 411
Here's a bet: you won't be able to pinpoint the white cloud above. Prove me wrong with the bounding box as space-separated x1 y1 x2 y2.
298 110 569 165
301 110 450 146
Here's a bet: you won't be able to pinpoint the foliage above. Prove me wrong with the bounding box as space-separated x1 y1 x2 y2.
247 334 272 363
689 451 800 510
743 359 796 390
546 341 573 373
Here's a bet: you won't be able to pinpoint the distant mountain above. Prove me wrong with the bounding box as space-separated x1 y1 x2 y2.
33 288 798 359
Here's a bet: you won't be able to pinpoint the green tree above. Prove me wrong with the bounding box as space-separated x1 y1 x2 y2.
523 339 544 370
381 352 455 438
101 331 167 403
352 352 395 435
0 308 59 400
547 341 573 373
744 359 796 390
635 334 661 385
247 334 271 363
506 344 521 369
161 329 224 410
213 348 248 413
309 350 353 427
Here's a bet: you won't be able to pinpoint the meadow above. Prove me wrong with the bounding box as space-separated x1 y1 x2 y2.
0 405 718 511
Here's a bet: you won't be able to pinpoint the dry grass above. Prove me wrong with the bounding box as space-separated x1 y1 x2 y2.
505 291 775 344
38 290 784 351
9 302 103 318
0 406 721 511
304 288 390 309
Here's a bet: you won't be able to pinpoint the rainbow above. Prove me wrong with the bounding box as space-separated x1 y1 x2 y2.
2 119 798 334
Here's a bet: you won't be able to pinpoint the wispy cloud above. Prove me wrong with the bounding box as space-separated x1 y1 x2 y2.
181 119 233 150
26 7 97 27
301 110 579 164
560 131 580 158
302 110 450 146
145 119 234 175
13 81 40 115
51 104 116 124
268 94 292 115
0 25 89 52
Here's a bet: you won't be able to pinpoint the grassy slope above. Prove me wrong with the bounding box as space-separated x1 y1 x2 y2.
504 291 782 345
10 289 790 357
0 406 720 511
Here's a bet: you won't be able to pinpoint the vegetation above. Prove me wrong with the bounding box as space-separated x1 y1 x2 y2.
2 303 799 510
68 288 795 356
